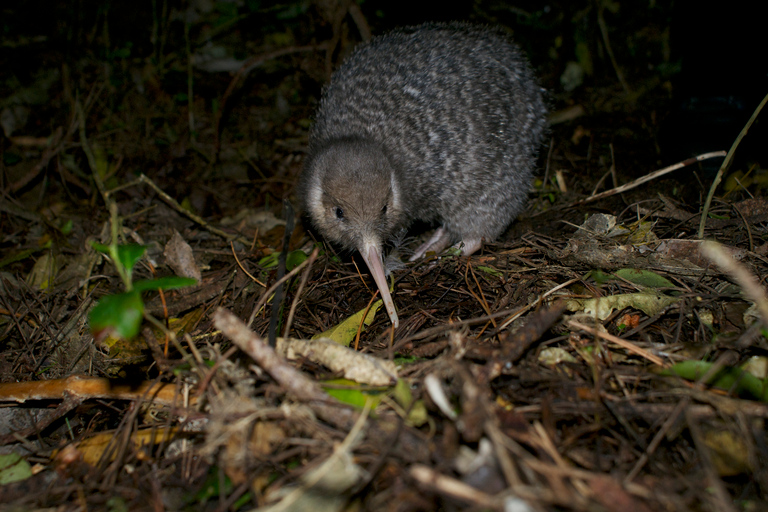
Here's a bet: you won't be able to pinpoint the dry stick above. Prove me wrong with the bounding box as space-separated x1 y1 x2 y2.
229 241 266 286
624 397 690 484
247 251 317 329
394 307 522 348
701 241 768 325
11 81 102 193
184 18 195 145
730 202 754 252
133 173 247 244
466 261 496 328
76 100 107 202
355 292 381 351
282 247 320 338
597 2 630 95
568 320 666 367
497 277 579 331
268 200 295 347
532 421 590 498
9 127 64 193
394 279 579 349
484 420 522 488
0 376 189 407
541 136 555 190
685 408 739 512
216 309 365 431
409 465 497 509
698 91 768 239
214 308 329 403
572 151 726 206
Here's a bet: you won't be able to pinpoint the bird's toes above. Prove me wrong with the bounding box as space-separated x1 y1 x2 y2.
410 227 452 261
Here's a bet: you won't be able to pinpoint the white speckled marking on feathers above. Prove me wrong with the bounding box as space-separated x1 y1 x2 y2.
298 22 548 328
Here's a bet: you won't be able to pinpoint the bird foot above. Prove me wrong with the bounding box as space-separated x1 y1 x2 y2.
410 229 484 260
409 227 452 261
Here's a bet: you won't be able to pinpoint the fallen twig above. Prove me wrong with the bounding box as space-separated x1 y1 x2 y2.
572 151 726 206
568 320 666 367
213 307 329 403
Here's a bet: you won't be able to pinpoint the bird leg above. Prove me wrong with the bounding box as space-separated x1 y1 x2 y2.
409 227 452 261
410 228 484 260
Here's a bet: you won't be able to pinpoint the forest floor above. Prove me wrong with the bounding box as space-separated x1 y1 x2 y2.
1 2 767 511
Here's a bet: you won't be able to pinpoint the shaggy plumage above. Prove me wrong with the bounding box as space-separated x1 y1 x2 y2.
299 22 548 327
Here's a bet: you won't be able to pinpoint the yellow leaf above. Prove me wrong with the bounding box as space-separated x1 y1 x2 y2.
312 300 382 347
26 252 59 290
702 428 752 476
54 427 179 466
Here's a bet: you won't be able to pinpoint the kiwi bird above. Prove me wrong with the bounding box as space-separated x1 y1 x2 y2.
299 22 548 328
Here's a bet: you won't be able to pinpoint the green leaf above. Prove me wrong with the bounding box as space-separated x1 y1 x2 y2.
90 242 147 274
258 252 279 269
116 244 147 274
89 290 144 340
59 219 74 235
0 453 32 484
286 250 308 271
0 248 38 269
476 265 502 277
394 355 418 365
190 468 235 506
321 378 385 408
587 269 615 285
662 360 768 401
91 242 110 254
133 276 198 292
106 496 129 512
614 268 674 288
259 249 308 271
391 378 413 408
3 152 21 165
391 378 428 426
444 246 462 257
92 143 110 180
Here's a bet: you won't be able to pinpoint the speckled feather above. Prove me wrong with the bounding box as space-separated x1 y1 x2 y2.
300 22 547 251
298 22 547 326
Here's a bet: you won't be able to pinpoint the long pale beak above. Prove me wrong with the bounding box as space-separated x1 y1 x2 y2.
360 241 399 328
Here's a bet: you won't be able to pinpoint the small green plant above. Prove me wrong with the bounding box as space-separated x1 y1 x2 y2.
88 242 197 340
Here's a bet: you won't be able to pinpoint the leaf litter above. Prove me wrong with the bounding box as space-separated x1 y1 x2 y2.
1 3 768 511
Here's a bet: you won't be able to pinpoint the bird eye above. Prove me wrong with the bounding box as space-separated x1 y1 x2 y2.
333 206 344 219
